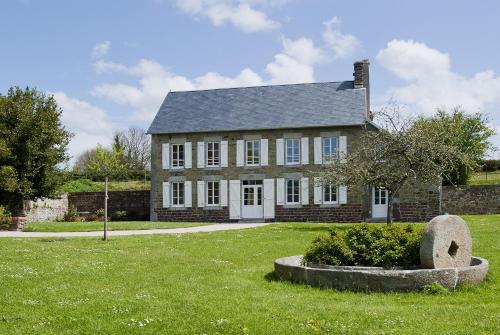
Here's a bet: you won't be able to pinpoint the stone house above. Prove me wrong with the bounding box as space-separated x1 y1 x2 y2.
147 60 440 222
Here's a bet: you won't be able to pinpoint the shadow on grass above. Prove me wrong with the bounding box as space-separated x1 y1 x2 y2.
39 237 70 243
263 271 279 282
274 224 353 233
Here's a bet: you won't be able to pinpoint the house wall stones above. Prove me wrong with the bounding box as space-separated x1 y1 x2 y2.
442 185 500 215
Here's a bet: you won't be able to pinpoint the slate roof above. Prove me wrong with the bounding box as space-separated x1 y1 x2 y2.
147 81 368 134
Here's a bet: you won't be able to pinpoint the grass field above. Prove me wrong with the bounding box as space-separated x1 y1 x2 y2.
0 215 498 334
23 221 209 232
470 170 500 185
59 179 150 193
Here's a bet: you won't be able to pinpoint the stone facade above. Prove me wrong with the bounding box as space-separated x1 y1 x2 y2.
24 194 68 222
442 185 500 214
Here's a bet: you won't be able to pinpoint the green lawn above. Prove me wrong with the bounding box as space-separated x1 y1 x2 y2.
0 215 498 334
470 170 500 185
59 179 150 192
23 221 209 232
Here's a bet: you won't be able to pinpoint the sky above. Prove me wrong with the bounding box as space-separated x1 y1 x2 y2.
1 0 499 161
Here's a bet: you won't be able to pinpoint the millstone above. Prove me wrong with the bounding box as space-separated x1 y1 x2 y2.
420 215 472 269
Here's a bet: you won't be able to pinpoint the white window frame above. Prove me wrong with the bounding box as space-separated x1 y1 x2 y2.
246 140 260 166
322 137 338 163
286 179 301 205
206 181 220 206
171 143 185 169
285 138 301 165
171 181 185 207
322 183 338 204
206 141 220 168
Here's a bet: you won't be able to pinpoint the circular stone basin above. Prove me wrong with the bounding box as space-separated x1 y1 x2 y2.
274 255 488 292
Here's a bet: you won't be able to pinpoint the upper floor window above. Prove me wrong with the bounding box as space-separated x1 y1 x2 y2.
323 183 338 204
323 137 338 163
246 140 260 166
286 139 300 165
286 179 300 204
206 142 220 167
172 181 185 206
171 144 185 168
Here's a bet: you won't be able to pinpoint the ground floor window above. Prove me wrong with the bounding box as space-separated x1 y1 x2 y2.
172 182 185 206
206 181 220 206
286 179 300 204
323 183 337 204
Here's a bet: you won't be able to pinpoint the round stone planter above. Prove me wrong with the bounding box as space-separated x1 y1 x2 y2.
274 255 489 292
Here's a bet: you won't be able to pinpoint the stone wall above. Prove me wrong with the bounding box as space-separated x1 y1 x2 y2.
442 185 500 215
24 194 68 222
68 191 150 220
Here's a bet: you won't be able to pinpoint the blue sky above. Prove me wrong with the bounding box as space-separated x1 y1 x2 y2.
1 0 499 160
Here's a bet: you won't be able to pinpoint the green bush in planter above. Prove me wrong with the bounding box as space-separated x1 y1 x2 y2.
303 224 423 268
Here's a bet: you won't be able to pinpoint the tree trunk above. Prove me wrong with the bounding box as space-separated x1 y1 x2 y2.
386 190 393 224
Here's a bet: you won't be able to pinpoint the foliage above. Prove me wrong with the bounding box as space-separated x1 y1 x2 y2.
85 145 128 181
63 205 79 222
0 205 12 230
0 87 71 213
469 170 500 186
95 208 105 218
114 127 151 170
303 224 423 268
481 159 500 172
113 210 127 220
413 108 496 185
422 282 450 295
58 179 150 192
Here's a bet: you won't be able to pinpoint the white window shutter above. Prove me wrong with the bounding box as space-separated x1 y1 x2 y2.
162 182 170 208
300 177 309 205
260 139 268 166
314 137 322 164
185 142 192 169
236 140 244 167
301 137 309 165
220 180 228 206
314 177 322 205
263 179 275 219
339 186 347 204
229 180 241 219
197 142 205 169
162 143 170 169
197 181 205 207
220 141 228 168
276 138 284 165
339 136 347 163
276 178 285 205
184 181 192 207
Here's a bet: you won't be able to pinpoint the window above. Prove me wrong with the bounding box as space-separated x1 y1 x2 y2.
374 187 386 205
322 137 338 163
243 186 254 205
171 144 185 168
286 179 300 204
206 181 220 206
323 184 337 204
285 139 300 165
246 140 260 166
172 182 185 206
206 142 220 167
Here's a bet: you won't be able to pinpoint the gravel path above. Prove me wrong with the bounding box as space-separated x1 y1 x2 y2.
0 223 270 238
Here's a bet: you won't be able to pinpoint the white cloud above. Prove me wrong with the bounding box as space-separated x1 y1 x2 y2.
376 39 500 158
51 91 112 159
91 41 111 59
174 0 281 32
322 16 360 59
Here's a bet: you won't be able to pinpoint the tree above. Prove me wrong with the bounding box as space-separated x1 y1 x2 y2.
0 87 72 214
413 108 495 185
114 127 151 170
73 148 98 174
86 144 128 181
315 106 472 224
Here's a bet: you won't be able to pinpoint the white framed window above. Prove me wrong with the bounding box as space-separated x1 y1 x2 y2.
246 140 260 166
171 182 185 206
206 181 220 206
206 142 220 167
171 144 185 168
323 137 338 163
286 179 300 204
285 139 300 165
323 183 338 204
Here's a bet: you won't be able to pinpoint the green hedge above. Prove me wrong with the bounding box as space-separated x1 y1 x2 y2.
303 224 424 268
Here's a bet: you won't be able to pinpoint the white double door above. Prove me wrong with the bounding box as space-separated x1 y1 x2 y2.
372 187 388 218
241 180 263 219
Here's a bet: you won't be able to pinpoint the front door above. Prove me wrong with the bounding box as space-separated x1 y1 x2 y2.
372 187 388 218
241 180 263 219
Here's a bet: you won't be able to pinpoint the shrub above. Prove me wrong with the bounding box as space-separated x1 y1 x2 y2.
64 205 79 222
113 210 127 220
0 206 12 230
303 224 423 268
422 282 449 295
95 208 105 217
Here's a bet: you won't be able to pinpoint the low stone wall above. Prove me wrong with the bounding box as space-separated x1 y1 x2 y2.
24 194 68 222
442 185 500 215
155 207 229 222
68 191 150 220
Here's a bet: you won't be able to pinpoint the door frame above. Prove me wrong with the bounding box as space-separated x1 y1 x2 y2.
241 180 264 219
371 186 388 218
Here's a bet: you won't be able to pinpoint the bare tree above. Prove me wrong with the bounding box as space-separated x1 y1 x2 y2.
73 148 98 174
114 127 151 170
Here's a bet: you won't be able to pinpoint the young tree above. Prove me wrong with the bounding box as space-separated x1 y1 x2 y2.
413 108 495 185
316 106 472 224
86 145 127 181
0 87 72 214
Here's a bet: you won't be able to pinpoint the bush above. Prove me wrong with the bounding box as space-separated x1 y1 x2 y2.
422 282 449 295
303 224 423 268
64 205 79 222
113 210 127 220
95 208 105 217
0 206 12 230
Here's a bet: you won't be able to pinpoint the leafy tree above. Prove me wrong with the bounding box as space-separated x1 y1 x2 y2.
86 144 128 181
413 108 495 185
0 87 71 214
316 106 472 224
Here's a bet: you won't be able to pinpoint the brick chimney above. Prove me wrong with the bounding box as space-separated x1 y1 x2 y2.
353 59 370 116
